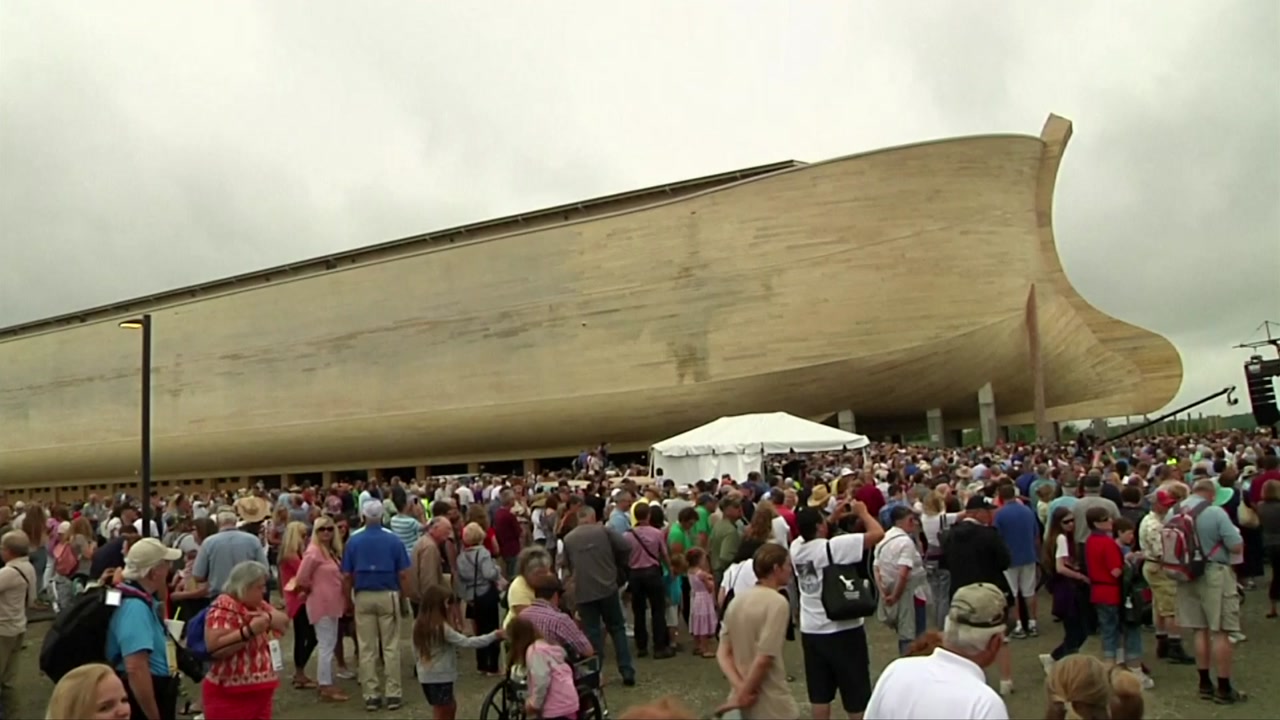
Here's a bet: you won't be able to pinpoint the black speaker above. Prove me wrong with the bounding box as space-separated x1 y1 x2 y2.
1244 356 1280 426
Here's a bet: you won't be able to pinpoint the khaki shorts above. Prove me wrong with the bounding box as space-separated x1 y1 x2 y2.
1142 561 1177 618
1174 563 1240 633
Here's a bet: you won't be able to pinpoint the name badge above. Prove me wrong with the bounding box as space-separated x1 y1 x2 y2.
105 589 122 607
268 639 284 672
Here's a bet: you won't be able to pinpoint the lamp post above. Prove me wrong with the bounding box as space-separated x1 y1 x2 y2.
119 314 152 537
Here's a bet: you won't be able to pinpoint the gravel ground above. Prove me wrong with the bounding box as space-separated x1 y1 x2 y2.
14 585 1277 719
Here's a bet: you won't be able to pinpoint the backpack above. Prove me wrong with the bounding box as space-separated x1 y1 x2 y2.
53 542 78 577
184 604 214 661
39 583 150 681
820 540 877 621
1160 500 1221 583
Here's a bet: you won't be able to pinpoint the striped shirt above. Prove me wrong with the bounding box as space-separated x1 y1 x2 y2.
519 600 592 657
390 515 423 554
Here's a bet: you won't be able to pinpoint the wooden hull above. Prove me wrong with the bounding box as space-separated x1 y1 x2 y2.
0 114 1181 485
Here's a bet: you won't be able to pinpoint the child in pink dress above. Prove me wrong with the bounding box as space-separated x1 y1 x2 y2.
686 548 719 658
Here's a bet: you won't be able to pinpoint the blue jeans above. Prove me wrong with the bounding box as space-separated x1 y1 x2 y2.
1096 605 1142 663
577 592 635 682
1051 613 1088 660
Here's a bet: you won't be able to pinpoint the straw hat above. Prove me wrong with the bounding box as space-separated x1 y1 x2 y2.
234 496 271 524
807 484 832 509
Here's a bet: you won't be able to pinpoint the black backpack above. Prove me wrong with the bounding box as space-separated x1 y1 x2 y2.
39 583 148 681
820 540 877 621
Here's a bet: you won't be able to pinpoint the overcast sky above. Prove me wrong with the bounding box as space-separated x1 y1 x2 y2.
2 1 1277 418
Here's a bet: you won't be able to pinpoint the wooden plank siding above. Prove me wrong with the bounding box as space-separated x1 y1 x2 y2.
0 114 1180 489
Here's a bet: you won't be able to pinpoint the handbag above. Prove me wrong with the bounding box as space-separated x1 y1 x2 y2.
821 540 877 621
1239 503 1260 529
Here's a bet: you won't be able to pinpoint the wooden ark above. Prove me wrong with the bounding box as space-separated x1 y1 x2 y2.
0 113 1181 488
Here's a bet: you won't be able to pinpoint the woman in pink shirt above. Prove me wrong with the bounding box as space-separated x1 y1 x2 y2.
294 515 349 703
278 522 316 690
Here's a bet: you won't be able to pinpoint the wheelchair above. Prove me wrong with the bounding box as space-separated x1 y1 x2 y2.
478 655 608 720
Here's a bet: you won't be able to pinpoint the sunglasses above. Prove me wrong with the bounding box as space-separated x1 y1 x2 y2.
317 527 335 533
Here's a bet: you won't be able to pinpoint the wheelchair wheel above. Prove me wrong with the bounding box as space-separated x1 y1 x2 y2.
579 691 604 720
479 680 514 720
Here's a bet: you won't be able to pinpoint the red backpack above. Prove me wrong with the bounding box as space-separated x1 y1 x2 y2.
1160 500 1220 583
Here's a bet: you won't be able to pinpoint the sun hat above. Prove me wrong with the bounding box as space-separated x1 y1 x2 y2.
807 484 832 509
1212 479 1236 507
234 496 271 524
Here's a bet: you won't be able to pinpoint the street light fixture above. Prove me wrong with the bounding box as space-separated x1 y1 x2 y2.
119 314 153 537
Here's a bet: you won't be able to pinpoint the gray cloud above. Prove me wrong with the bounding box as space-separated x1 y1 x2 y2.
2 1 1277 418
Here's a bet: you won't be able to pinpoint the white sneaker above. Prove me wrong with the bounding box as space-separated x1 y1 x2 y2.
1228 631 1247 644
999 679 1014 696
1038 653 1055 676
1131 668 1155 690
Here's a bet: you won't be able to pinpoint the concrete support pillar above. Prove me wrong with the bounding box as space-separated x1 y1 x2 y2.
522 458 540 476
415 466 430 484
281 472 294 490
320 471 336 488
978 382 998 447
837 409 857 434
1026 285 1050 441
927 408 945 448
1052 421 1062 442
466 462 482 475
366 468 383 483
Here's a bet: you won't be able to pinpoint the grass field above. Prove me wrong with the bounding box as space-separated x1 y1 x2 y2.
14 585 1277 719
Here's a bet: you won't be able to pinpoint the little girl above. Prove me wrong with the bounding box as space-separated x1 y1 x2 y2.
666 552 688 650
687 548 718 658
413 584 504 720
508 617 579 720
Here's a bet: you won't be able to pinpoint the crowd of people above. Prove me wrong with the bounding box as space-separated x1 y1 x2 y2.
2 429 1277 719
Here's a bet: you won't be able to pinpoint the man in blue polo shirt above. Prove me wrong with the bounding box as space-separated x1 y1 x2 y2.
343 501 411 712
994 484 1040 639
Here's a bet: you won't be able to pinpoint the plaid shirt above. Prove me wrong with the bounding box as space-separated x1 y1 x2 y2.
519 600 592 657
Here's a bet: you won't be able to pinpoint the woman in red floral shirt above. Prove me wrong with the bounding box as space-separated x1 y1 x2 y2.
203 560 290 719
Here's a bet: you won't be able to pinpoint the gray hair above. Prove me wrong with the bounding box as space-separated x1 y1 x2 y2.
576 506 596 522
516 545 552 579
499 489 515 505
223 560 271 599
215 511 238 528
942 615 1005 655
0 530 30 558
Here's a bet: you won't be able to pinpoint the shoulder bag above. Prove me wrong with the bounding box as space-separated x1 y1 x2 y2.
821 540 877 621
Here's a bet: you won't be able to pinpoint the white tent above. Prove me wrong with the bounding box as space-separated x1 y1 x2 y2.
650 412 870 485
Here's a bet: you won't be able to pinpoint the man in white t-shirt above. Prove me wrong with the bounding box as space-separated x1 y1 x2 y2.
789 502 884 720
455 484 475 508
865 582 1010 720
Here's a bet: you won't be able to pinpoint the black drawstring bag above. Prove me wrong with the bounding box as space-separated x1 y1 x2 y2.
821 541 877 620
